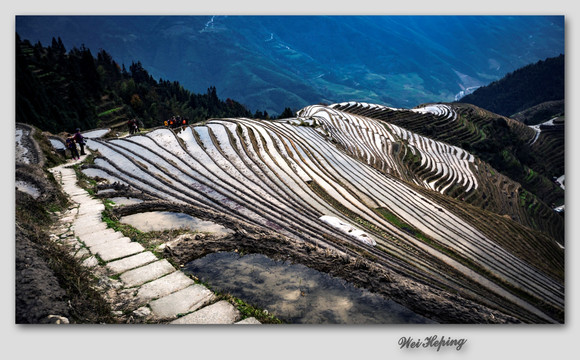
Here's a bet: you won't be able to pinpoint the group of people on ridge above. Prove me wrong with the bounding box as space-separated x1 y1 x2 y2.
66 128 86 160
164 115 188 128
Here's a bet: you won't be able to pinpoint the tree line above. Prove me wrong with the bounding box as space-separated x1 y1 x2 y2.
16 34 293 135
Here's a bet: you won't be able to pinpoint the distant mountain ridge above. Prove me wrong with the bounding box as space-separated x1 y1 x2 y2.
15 15 565 115
458 54 564 117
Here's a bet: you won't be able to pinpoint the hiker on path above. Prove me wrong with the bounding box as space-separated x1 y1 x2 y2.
127 118 137 134
127 118 140 134
73 128 86 155
66 134 79 160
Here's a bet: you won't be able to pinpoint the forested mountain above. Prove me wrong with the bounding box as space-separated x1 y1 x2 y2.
458 54 564 117
15 16 565 115
16 34 269 135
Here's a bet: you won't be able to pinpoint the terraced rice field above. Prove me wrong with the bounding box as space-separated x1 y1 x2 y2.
330 101 564 244
83 103 564 323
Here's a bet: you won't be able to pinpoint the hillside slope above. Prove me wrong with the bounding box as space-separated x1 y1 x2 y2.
459 54 564 117
330 102 564 241
76 103 564 323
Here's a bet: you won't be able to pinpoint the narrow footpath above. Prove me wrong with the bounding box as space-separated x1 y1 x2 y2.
48 155 260 325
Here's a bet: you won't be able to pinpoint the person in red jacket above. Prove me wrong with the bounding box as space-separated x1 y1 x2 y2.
128 118 139 134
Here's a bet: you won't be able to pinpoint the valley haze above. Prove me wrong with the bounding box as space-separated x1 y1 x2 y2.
15 15 564 115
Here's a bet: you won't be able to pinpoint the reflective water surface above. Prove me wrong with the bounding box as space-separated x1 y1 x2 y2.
184 252 435 324
119 211 234 236
81 168 127 185
109 197 144 206
82 129 110 138
48 138 65 150
15 180 40 199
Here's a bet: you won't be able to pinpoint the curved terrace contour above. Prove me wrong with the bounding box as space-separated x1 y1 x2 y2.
83 104 564 323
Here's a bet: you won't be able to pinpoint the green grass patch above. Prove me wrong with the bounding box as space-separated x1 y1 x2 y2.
525 168 535 182
375 208 408 230
375 207 433 244
98 107 124 117
219 294 284 324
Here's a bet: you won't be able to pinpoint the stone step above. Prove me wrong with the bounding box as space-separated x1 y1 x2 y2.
73 222 109 237
73 220 106 233
88 236 131 250
74 200 102 209
92 241 145 262
76 197 102 205
120 259 175 288
149 284 216 320
71 194 95 203
135 270 195 304
62 184 83 191
106 251 159 275
83 233 128 249
73 214 103 226
59 215 76 223
82 256 99 268
78 228 124 246
170 300 241 325
66 190 87 197
235 317 261 324
74 247 90 260
77 203 106 215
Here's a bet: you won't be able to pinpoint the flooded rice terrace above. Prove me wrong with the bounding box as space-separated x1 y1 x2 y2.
108 197 143 206
48 138 65 150
115 207 432 323
119 211 235 236
15 180 40 199
184 252 435 324
81 168 127 186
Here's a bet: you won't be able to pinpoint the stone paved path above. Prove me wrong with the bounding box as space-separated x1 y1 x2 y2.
48 156 260 325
